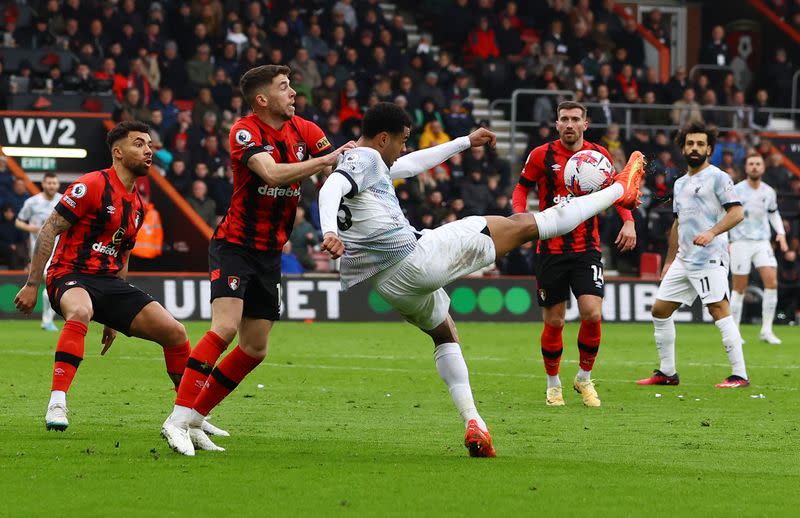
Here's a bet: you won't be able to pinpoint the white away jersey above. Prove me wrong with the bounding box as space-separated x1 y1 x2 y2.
336 147 418 289
729 181 778 242
17 192 62 251
672 165 740 270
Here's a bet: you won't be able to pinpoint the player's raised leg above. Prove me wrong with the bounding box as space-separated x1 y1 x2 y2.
426 314 495 458
757 266 781 344
484 151 645 258
46 287 93 431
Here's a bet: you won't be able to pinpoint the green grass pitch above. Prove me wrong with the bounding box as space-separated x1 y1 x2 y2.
2 320 798 516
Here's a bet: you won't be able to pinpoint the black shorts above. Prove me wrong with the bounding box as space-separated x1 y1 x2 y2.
535 250 605 307
209 239 282 321
47 273 155 335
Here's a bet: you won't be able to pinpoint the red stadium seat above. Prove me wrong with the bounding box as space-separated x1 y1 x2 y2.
174 99 194 112
639 252 662 280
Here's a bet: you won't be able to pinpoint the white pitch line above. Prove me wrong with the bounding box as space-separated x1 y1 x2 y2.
4 348 797 391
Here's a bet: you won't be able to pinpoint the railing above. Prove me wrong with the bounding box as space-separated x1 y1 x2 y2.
792 69 800 118
508 89 576 162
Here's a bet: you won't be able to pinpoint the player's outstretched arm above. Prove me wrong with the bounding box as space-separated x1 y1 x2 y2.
390 129 496 180
14 210 72 314
247 141 355 186
318 173 352 259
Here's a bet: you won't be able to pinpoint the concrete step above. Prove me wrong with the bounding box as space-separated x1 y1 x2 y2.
469 87 482 97
380 3 396 14
487 119 510 129
470 98 489 109
472 108 505 119
494 131 528 142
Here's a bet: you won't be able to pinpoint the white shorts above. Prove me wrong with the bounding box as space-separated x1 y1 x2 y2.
656 258 730 306
372 216 496 330
730 240 777 275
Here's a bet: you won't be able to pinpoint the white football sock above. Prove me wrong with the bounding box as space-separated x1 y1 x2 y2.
762 288 778 335
546 375 562 389
170 405 194 425
49 390 66 407
434 342 487 431
41 292 55 326
653 316 676 376
715 315 748 379
576 368 592 381
533 183 624 240
730 290 744 326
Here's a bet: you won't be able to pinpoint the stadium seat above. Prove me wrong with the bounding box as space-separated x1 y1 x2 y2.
174 99 194 112
639 252 661 280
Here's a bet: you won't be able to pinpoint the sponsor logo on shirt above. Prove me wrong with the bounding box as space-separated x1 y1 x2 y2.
551 164 562 172
257 185 301 197
92 242 119 257
552 193 574 204
63 196 76 208
106 205 116 215
235 129 252 146
316 136 330 150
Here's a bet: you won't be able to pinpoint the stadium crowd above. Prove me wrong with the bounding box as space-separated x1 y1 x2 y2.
0 0 799 317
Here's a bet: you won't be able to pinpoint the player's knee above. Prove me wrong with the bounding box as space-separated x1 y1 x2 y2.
240 342 267 361
651 305 672 320
66 305 92 324
169 321 188 344
211 321 238 343
580 310 602 323
543 316 565 328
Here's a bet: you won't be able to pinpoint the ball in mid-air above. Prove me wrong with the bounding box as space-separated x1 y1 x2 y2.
563 149 615 196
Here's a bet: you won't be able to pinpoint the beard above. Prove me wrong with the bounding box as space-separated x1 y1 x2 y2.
123 156 151 177
684 152 706 168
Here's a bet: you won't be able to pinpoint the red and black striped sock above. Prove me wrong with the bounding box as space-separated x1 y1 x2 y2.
192 345 263 417
540 323 563 376
163 340 191 388
174 331 229 407
578 320 602 373
51 320 88 393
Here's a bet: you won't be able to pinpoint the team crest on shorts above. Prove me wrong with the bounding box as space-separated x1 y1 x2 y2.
538 288 546 301
294 142 306 161
228 276 240 291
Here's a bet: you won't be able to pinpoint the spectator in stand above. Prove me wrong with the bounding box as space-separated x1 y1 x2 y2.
670 87 703 126
729 90 750 130
644 8 669 46
170 131 192 167
415 98 444 132
460 170 493 216
594 63 621 100
302 23 329 62
187 180 217 228
692 74 711 100
616 64 639 98
544 19 570 57
716 72 738 107
601 124 624 155
121 87 152 123
288 206 319 272
419 120 451 149
766 48 794 107
192 88 221 126
640 67 665 102
701 90 728 128
588 84 620 127
325 116 349 148
614 17 645 69
750 89 772 130
167 159 192 197
27 16 57 48
159 41 189 99
210 68 234 111
317 98 337 125
535 41 568 79
443 98 476 138
700 25 731 70
495 16 524 62
196 134 229 177
448 73 472 104
6 179 30 214
0 204 27 269
207 165 233 217
314 74 340 108
187 111 222 157
290 47 322 90
764 152 794 192
465 16 500 63
570 0 595 29
415 71 447 111
187 44 214 94
569 19 593 64
590 20 616 60
666 66 689 103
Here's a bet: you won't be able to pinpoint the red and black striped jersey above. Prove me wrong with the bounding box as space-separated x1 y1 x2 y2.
214 113 333 251
49 167 144 278
512 139 632 255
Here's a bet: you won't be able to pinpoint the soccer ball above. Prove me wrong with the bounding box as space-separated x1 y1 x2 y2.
563 150 615 196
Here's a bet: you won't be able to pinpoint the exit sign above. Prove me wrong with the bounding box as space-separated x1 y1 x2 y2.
20 157 57 170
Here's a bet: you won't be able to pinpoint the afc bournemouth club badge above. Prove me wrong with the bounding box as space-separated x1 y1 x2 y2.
228 276 240 291
294 142 306 161
538 288 547 302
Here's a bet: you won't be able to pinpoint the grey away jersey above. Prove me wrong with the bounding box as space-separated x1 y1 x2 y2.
673 165 740 270
729 181 778 242
335 147 418 289
17 192 62 251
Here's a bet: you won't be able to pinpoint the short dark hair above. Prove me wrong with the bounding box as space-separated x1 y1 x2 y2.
240 64 291 107
43 172 58 180
674 121 717 150
362 102 412 138
557 100 587 118
106 120 151 150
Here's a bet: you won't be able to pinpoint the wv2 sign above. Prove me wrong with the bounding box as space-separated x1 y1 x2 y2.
2 117 77 146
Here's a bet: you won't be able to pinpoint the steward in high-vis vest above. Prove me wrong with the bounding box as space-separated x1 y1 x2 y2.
132 201 163 259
